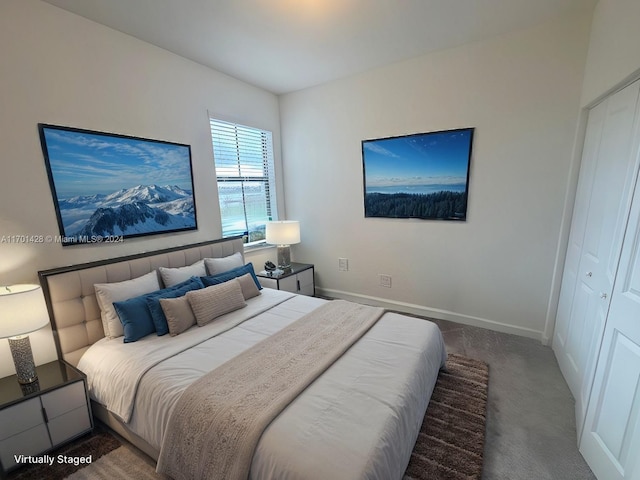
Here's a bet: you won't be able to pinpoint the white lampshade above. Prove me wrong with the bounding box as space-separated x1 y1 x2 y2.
266 221 301 246
0 284 49 338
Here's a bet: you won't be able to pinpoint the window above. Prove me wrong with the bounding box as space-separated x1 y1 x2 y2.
209 117 277 244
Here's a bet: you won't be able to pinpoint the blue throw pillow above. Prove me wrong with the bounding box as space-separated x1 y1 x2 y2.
200 263 262 290
114 295 156 343
146 276 204 335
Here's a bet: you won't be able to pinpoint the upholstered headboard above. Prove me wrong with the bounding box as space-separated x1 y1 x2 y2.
38 237 244 367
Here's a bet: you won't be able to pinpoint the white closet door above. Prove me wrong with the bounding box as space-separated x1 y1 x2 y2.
553 80 640 436
579 106 640 479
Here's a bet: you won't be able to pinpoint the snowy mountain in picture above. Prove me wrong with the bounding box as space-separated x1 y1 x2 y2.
103 184 192 205
59 185 196 237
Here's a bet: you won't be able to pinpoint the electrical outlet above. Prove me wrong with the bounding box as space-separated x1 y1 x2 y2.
379 274 392 288
338 258 349 271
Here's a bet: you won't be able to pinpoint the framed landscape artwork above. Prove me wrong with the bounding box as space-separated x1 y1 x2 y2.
362 128 474 221
38 124 197 245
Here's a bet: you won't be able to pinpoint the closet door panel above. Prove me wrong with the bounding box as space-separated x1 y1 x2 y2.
554 101 606 363
589 84 640 286
581 163 640 479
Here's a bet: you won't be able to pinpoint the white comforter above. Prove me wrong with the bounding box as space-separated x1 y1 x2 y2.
78 289 447 480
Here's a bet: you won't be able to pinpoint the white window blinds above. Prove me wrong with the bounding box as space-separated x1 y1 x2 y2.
209 117 277 242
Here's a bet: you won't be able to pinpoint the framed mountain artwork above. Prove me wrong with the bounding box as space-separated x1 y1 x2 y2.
362 128 474 221
38 124 197 246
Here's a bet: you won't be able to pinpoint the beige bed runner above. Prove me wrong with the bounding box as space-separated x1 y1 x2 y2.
156 299 384 480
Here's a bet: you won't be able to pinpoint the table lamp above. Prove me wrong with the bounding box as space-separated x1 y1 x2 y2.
0 284 49 384
266 221 300 269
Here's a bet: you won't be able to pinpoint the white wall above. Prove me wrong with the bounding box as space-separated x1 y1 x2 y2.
581 0 640 106
280 11 592 341
0 0 281 377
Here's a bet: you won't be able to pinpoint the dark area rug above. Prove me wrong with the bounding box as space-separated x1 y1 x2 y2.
404 353 490 480
7 428 121 480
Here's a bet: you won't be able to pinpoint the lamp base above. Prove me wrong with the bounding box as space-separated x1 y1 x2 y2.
276 245 292 270
8 335 38 384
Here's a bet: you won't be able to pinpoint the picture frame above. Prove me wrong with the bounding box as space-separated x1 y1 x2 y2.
362 128 474 221
38 124 198 245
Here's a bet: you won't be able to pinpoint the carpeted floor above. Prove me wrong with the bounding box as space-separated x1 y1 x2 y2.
7 354 488 480
431 318 596 480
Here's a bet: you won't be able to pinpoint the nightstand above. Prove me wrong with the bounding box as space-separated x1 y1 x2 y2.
0 360 93 475
257 262 315 296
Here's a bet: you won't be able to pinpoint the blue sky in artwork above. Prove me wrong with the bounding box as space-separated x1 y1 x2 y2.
363 129 473 191
42 128 193 197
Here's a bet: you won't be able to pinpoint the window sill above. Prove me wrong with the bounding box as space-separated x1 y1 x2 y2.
243 242 274 254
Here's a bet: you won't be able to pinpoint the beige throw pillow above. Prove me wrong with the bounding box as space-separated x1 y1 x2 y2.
236 273 261 300
160 296 197 336
186 280 246 326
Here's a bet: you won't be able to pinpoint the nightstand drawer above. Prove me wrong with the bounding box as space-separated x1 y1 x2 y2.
278 275 298 293
48 405 92 446
0 397 44 441
0 423 51 469
297 269 314 293
41 381 86 419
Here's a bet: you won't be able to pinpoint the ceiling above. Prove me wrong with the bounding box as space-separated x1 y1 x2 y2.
42 0 596 95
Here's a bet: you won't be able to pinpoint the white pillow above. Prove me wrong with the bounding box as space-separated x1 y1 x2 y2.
159 259 207 287
204 252 243 275
94 271 160 338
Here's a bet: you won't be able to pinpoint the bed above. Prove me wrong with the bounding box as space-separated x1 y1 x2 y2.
39 237 447 480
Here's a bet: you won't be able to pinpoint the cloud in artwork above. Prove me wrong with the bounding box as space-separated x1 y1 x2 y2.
363 142 400 158
366 175 466 187
42 128 193 196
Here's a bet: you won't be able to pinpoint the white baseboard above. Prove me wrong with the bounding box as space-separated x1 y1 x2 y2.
317 287 545 342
